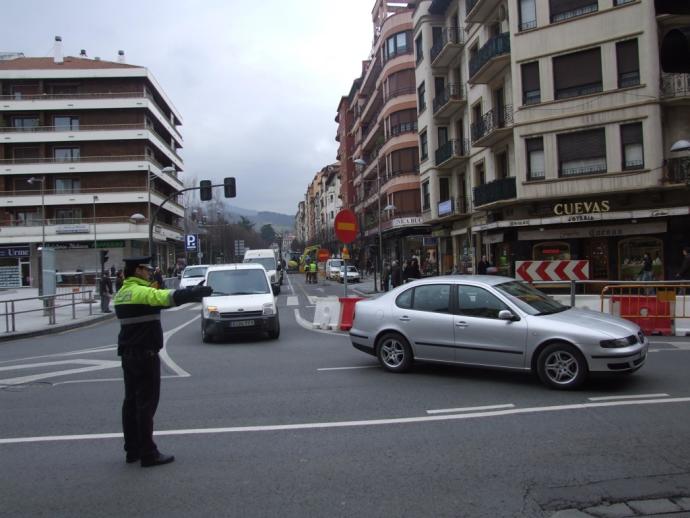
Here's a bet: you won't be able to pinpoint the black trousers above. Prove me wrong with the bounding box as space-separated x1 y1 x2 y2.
121 351 160 457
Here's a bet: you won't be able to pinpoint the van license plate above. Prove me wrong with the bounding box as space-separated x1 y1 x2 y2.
230 320 255 327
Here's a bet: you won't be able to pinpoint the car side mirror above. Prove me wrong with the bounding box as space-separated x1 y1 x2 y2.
498 310 518 321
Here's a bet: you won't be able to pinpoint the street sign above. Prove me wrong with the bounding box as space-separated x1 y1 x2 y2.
185 234 198 251
334 209 358 244
234 239 246 257
317 248 330 262
515 260 590 282
342 247 350 260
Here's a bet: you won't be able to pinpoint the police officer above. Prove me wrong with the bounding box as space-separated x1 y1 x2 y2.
114 256 212 467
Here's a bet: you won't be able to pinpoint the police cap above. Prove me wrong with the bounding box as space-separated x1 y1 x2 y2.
123 256 154 270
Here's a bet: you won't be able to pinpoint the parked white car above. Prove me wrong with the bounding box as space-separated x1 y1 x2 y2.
326 259 344 280
338 265 360 283
201 263 280 342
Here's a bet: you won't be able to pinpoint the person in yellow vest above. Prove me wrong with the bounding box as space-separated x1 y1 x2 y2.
309 260 317 283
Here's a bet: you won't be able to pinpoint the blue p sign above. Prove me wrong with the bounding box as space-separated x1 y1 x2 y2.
185 234 198 251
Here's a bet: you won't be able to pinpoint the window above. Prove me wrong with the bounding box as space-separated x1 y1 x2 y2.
439 177 450 201
15 211 41 226
422 180 430 210
12 117 39 129
54 116 79 131
12 147 40 160
616 39 640 88
553 48 602 99
390 147 419 174
457 286 509 319
389 109 417 137
521 62 541 105
438 127 448 146
412 284 451 313
420 131 428 160
55 208 82 224
55 178 81 193
620 122 643 170
557 128 606 177
496 152 509 179
549 0 598 23
526 137 545 180
475 162 486 186
396 288 413 309
387 69 415 99
519 0 537 30
385 31 410 61
418 82 426 113
415 34 423 64
54 147 80 161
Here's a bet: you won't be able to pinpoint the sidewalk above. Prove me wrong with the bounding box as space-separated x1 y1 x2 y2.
0 287 115 342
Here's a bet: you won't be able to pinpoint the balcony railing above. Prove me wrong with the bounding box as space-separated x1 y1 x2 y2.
469 32 510 79
618 71 640 88
432 83 465 114
430 27 464 63
384 86 416 103
435 139 470 166
473 177 516 207
0 154 160 166
470 105 513 143
550 2 598 23
466 0 479 15
387 121 417 141
666 157 690 184
660 73 690 98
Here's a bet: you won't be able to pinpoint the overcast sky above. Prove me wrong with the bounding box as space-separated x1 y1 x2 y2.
3 0 376 215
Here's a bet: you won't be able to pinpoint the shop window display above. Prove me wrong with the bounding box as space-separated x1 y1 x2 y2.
618 237 663 281
533 242 571 261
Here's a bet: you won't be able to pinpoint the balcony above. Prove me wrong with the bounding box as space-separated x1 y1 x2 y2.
435 139 470 169
473 177 516 207
430 27 465 68
465 0 503 24
470 105 513 147
387 121 418 142
432 84 466 119
437 196 470 219
665 157 690 184
660 73 690 103
468 33 510 84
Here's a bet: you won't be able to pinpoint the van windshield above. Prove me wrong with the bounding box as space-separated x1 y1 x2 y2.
330 260 343 268
206 269 270 296
243 257 276 271
182 266 207 278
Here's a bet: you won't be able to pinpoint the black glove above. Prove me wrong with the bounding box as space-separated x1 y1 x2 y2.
172 285 213 305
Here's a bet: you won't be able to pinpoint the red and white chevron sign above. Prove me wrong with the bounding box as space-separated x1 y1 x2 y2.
515 260 589 282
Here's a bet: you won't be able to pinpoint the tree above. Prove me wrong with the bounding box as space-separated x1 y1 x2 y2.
238 216 255 231
260 224 276 244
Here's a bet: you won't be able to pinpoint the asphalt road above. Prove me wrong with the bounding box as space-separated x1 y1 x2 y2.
1 273 689 518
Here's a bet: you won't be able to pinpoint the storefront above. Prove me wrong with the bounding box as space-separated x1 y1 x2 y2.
0 246 31 288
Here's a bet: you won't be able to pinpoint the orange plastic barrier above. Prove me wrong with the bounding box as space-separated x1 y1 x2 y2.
338 297 364 331
612 295 672 336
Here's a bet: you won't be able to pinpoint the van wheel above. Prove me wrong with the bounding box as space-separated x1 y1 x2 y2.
201 322 214 343
268 317 280 339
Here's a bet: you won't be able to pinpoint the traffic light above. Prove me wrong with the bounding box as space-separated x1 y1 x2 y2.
99 250 109 269
199 180 212 201
224 177 236 198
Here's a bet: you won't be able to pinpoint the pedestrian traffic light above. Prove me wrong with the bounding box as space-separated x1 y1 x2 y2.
224 177 236 198
99 250 109 267
199 180 212 201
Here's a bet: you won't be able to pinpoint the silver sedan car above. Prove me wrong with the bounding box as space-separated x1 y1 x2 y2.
349 275 648 389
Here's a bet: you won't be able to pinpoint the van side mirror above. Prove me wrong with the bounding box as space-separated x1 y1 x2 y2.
498 310 519 321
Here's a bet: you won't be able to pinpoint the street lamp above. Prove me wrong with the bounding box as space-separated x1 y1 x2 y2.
354 158 383 292
27 176 46 250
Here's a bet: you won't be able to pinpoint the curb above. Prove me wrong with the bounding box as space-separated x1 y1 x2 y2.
0 312 116 343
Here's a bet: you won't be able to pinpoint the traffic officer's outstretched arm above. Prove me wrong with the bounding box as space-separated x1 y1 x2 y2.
172 284 213 306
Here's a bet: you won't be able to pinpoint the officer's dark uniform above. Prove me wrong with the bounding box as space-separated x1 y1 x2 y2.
114 256 211 467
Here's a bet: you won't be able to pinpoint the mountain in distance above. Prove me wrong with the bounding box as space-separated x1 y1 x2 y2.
224 204 294 231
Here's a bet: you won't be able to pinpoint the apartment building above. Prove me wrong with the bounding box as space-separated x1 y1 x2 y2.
0 42 184 287
413 0 690 280
297 163 342 249
340 0 434 272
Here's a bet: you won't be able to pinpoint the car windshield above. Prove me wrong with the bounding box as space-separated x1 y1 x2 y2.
182 266 207 278
206 269 270 296
340 266 357 273
330 260 343 268
494 281 568 315
243 257 276 271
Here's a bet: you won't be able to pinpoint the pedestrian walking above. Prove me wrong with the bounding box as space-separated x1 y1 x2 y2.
478 255 491 275
114 256 212 467
638 253 653 281
391 260 402 289
100 273 113 313
381 261 390 291
676 246 690 280
309 260 317 283
115 270 124 292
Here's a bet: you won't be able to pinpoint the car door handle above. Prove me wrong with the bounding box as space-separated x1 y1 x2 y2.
456 321 468 328
399 316 410 322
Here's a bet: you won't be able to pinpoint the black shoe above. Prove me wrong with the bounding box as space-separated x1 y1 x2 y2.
141 452 175 467
125 452 140 464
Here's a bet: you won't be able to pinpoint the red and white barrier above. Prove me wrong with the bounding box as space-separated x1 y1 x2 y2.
515 260 589 282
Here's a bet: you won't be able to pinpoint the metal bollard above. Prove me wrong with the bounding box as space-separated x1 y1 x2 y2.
570 281 576 307
72 291 76 319
11 301 15 332
88 290 93 315
4 300 8 333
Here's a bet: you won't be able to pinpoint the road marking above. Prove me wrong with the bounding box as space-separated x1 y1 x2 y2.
317 365 378 371
0 359 121 386
427 404 515 415
587 393 669 401
159 315 200 378
286 296 298 306
2 396 690 445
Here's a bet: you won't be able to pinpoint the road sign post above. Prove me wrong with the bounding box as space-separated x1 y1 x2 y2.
334 210 358 297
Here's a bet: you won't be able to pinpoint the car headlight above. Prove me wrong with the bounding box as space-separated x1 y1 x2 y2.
205 305 220 319
262 303 275 316
600 335 636 348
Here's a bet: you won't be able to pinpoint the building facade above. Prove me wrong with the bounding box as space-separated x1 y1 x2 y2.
413 0 690 280
0 45 184 287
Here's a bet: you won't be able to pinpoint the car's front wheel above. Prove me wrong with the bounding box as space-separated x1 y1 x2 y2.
536 342 588 390
376 332 413 372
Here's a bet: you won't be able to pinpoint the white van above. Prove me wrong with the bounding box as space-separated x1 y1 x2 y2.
243 249 281 293
326 258 344 280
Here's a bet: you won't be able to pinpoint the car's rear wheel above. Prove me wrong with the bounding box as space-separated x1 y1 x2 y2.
537 342 588 390
376 332 413 372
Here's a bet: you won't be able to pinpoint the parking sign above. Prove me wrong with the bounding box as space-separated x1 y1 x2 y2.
185 234 198 251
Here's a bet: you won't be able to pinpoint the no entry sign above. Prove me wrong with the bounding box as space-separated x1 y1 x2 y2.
334 209 358 244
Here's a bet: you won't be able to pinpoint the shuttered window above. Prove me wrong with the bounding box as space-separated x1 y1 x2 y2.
553 48 602 99
520 0 537 30
522 62 541 105
557 128 607 177
526 137 545 180
616 39 640 88
620 122 643 170
550 0 598 22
